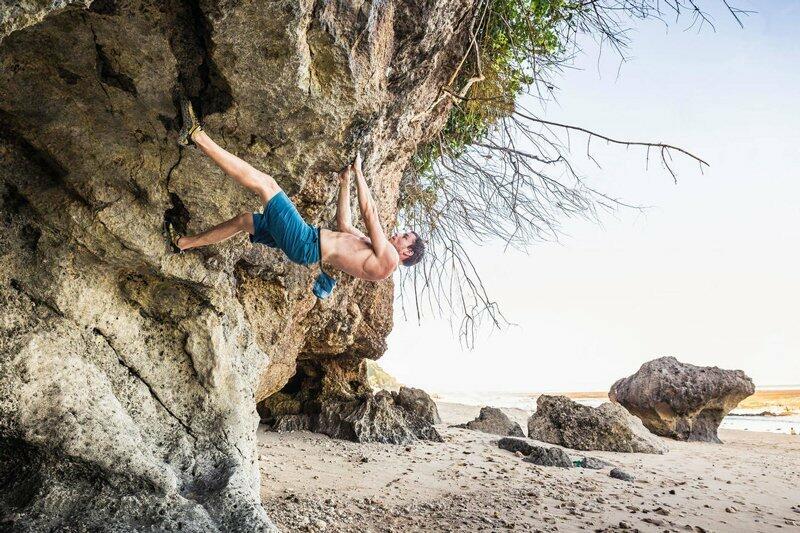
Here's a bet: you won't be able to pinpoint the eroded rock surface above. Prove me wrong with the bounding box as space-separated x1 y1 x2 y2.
454 406 524 437
527 395 667 454
259 359 442 444
610 357 755 443
0 0 471 529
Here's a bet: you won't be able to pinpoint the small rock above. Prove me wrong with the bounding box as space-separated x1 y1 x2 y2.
497 437 536 456
452 406 525 437
725 506 738 513
578 456 614 470
610 468 635 482
523 446 572 468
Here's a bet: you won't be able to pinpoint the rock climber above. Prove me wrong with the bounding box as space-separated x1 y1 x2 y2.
168 98 425 298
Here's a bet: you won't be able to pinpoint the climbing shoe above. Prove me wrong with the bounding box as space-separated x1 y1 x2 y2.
165 220 184 254
178 96 202 146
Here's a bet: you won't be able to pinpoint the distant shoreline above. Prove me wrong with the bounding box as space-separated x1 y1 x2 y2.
430 388 800 412
561 389 800 414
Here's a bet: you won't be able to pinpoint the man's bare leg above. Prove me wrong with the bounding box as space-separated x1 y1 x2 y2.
178 212 254 251
191 129 281 204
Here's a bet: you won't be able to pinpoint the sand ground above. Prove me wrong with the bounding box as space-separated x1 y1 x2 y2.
258 402 800 532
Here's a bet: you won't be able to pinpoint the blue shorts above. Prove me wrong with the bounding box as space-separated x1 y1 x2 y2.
249 192 321 266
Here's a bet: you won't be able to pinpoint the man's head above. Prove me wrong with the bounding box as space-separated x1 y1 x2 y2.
390 230 425 267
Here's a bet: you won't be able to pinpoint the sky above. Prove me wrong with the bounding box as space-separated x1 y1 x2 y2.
381 1 800 393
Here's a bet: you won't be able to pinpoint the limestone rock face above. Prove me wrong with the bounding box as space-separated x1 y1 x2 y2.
259 359 442 444
609 357 755 443
0 0 471 529
454 406 525 437
527 395 667 454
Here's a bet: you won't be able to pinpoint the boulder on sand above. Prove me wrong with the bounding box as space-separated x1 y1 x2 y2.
523 446 572 468
527 395 667 454
395 386 442 425
497 437 537 456
609 357 755 443
260 360 442 444
454 406 524 437
497 437 572 468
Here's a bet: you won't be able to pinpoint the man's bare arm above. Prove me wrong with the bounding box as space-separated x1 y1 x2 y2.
353 153 392 262
335 167 368 240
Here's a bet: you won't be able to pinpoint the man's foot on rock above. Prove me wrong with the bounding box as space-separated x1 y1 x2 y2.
178 96 202 146
166 221 185 253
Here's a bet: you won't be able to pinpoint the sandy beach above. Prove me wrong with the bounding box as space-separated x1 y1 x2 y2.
258 402 800 532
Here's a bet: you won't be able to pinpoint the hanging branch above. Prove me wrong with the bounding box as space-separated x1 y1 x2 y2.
397 0 745 347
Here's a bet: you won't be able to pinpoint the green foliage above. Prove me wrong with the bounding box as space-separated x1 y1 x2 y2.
402 0 581 217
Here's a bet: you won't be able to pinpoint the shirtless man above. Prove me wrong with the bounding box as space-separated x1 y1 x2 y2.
170 100 424 296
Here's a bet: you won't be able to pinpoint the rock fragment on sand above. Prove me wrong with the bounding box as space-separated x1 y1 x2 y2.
609 356 755 443
577 456 614 470
497 437 536 456
453 406 525 437
527 395 667 454
523 446 572 468
610 468 635 482
497 437 572 468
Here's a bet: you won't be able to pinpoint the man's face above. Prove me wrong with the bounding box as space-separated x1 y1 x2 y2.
390 231 416 259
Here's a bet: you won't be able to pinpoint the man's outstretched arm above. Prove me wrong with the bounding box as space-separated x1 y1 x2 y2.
353 154 395 271
335 166 367 240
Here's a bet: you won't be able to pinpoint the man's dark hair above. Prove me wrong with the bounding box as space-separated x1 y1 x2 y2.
402 231 425 267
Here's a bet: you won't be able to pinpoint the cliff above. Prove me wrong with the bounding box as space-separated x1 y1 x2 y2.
0 0 471 530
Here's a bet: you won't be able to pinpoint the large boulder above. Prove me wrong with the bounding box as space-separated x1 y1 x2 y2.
454 406 525 437
395 386 442 425
0 0 472 529
258 359 442 444
527 395 667 454
609 357 755 443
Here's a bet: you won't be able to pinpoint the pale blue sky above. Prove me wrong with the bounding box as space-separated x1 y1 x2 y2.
382 1 800 392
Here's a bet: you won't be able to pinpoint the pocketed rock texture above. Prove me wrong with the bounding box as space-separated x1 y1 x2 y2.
258 359 442 444
527 395 667 454
0 0 472 530
610 357 756 443
453 406 525 437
